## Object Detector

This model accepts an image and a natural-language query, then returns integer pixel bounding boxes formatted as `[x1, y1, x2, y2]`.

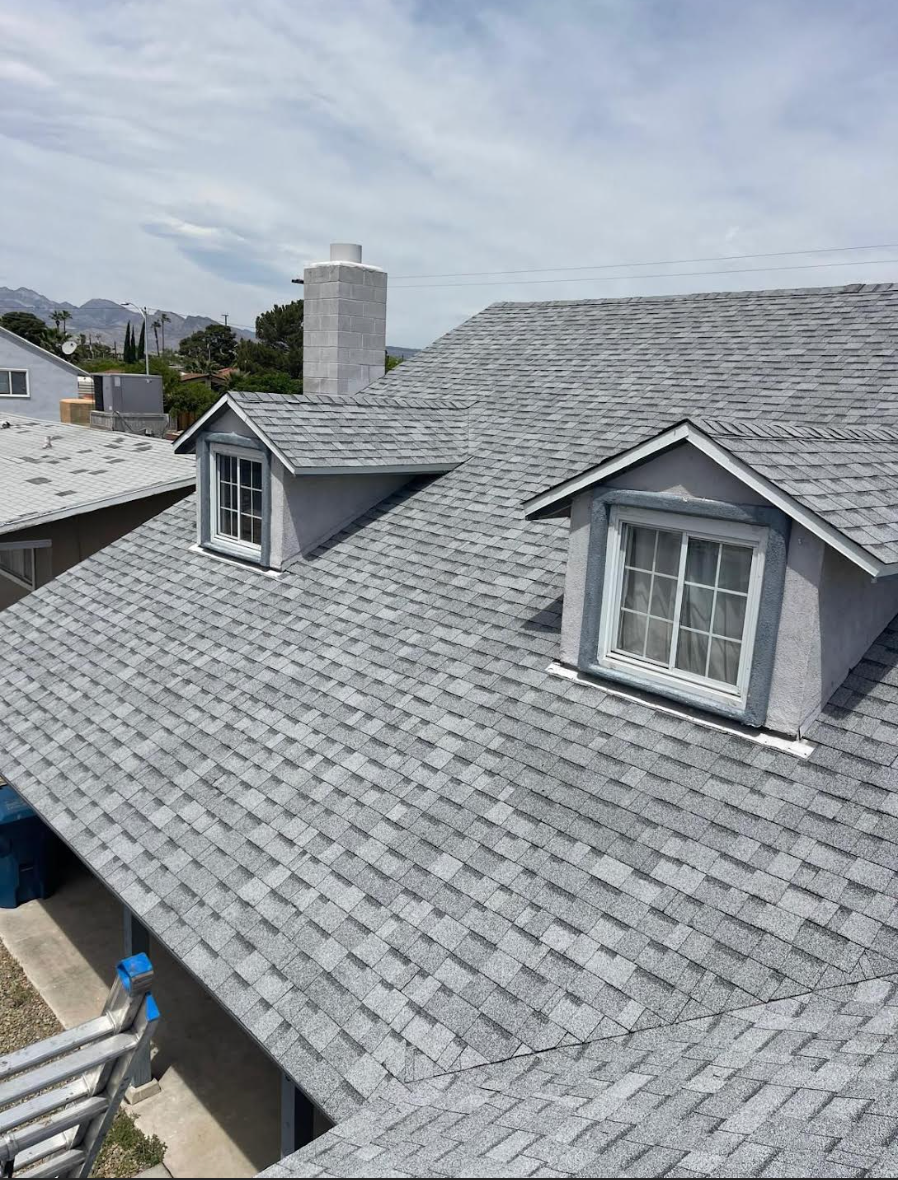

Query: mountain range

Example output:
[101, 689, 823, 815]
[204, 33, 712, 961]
[0, 287, 254, 352]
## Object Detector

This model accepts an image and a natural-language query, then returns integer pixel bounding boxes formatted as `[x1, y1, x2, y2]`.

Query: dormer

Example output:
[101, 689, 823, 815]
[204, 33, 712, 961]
[174, 389, 472, 568]
[525, 418, 898, 737]
[175, 239, 472, 568]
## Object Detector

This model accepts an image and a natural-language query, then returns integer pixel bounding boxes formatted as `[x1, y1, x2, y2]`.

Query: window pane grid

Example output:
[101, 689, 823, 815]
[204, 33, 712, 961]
[616, 526, 680, 665]
[215, 452, 262, 550]
[612, 523, 754, 691]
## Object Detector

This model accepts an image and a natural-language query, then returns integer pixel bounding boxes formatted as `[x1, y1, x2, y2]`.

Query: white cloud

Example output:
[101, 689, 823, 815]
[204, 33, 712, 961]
[1, 0, 897, 344]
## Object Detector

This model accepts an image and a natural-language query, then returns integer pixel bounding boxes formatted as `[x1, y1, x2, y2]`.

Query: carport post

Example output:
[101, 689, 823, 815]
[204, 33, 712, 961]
[280, 1073, 315, 1158]
[122, 906, 159, 1101]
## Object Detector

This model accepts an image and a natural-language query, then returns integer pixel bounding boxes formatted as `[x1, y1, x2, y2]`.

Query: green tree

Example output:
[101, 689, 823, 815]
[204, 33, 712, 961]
[152, 320, 161, 354]
[232, 299, 303, 393]
[179, 323, 237, 370]
[0, 311, 54, 348]
[122, 322, 133, 363]
[159, 312, 170, 355]
[229, 369, 302, 396]
[385, 352, 404, 373]
[136, 320, 146, 361]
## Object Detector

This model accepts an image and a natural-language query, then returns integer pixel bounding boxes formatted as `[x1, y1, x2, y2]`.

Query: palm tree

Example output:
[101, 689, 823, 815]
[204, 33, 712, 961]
[152, 320, 161, 355]
[159, 312, 171, 355]
[51, 309, 72, 340]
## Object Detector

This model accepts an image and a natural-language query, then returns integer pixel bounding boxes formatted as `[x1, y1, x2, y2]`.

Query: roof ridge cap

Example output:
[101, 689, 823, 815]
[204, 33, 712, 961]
[696, 417, 898, 443]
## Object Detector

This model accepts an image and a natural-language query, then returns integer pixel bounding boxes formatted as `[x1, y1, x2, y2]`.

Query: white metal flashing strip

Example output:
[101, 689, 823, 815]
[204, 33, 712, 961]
[188, 543, 283, 577]
[548, 661, 816, 758]
[292, 462, 459, 476]
[524, 420, 886, 578]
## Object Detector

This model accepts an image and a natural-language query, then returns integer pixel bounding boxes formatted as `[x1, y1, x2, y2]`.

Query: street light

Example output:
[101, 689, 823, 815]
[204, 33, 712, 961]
[122, 302, 150, 378]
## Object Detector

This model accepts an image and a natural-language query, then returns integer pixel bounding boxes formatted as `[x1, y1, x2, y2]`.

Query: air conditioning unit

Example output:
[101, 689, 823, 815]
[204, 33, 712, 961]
[90, 373, 169, 437]
[91, 373, 163, 414]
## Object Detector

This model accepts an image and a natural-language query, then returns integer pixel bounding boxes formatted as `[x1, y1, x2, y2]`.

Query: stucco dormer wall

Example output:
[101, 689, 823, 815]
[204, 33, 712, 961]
[270, 462, 408, 567]
[559, 440, 898, 736]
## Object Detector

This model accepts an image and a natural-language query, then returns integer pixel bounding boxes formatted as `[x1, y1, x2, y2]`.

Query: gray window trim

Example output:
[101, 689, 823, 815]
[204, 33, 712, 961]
[198, 431, 271, 567]
[578, 489, 790, 727]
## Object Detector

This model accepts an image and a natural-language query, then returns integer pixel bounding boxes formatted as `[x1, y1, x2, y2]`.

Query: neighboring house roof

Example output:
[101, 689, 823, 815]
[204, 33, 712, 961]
[177, 389, 474, 474]
[0, 324, 87, 376]
[524, 417, 898, 575]
[0, 416, 195, 536]
[0, 285, 898, 1165]
[261, 972, 898, 1178]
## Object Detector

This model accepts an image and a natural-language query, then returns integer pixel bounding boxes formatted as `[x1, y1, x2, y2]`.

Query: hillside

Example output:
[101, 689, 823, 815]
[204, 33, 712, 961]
[0, 287, 254, 352]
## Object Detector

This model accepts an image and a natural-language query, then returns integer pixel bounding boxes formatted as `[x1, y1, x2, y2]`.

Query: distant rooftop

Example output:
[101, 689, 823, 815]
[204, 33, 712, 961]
[0, 416, 195, 535]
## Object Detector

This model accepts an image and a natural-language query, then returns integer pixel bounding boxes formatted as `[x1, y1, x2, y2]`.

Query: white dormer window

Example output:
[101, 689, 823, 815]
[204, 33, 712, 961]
[596, 506, 767, 711]
[211, 445, 263, 558]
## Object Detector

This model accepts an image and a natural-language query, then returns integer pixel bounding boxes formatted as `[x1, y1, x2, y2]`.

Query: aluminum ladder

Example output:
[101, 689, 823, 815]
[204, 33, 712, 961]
[0, 953, 160, 1178]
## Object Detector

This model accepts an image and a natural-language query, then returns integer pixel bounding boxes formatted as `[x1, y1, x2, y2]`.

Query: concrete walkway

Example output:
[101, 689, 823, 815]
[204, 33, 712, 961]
[0, 859, 280, 1178]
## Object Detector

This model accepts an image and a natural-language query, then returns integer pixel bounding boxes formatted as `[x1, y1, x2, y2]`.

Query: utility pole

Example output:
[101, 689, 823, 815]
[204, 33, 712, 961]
[221, 313, 229, 327]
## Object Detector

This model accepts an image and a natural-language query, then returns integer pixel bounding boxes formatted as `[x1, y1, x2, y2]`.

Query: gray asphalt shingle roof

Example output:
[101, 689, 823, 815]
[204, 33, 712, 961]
[0, 284, 898, 1175]
[260, 973, 898, 1178]
[229, 390, 473, 471]
[698, 417, 898, 564]
[0, 415, 195, 536]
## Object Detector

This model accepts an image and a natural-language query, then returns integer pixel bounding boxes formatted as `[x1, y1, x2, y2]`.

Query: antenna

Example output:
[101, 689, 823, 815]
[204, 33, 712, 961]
[61, 339, 78, 356]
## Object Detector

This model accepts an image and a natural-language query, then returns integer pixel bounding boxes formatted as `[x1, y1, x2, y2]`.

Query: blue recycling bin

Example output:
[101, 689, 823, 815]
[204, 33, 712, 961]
[0, 785, 57, 907]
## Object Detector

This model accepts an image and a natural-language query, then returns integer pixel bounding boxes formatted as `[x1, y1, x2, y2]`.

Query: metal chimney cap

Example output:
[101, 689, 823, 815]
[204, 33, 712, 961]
[329, 243, 363, 263]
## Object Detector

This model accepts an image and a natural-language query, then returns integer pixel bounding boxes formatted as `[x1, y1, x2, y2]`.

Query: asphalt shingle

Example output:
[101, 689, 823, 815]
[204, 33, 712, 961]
[261, 975, 898, 1178]
[0, 414, 195, 534]
[229, 391, 473, 471]
[0, 285, 897, 1168]
[698, 417, 898, 564]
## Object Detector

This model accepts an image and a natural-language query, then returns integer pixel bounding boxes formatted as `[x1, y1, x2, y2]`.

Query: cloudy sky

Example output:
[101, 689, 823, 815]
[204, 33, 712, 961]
[1, 0, 897, 346]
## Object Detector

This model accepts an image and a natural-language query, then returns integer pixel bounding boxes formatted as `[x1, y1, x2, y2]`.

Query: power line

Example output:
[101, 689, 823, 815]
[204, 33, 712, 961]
[392, 241, 898, 281]
[391, 256, 898, 291]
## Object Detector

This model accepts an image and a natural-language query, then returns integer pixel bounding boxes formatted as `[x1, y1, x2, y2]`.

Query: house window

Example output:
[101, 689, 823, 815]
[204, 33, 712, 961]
[0, 546, 36, 589]
[598, 507, 765, 705]
[0, 370, 28, 397]
[212, 448, 263, 555]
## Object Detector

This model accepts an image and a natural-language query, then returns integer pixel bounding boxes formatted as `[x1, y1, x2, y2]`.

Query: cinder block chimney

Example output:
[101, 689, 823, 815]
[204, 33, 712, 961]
[302, 243, 386, 396]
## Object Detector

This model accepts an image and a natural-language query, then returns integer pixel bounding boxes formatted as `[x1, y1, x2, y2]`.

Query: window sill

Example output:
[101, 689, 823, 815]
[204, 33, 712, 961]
[190, 543, 281, 577]
[597, 650, 747, 714]
[549, 662, 814, 758]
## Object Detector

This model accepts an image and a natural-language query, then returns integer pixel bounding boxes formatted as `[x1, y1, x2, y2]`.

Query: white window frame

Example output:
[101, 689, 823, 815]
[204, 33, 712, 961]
[0, 369, 30, 398]
[210, 443, 264, 559]
[597, 505, 767, 710]
[0, 546, 36, 590]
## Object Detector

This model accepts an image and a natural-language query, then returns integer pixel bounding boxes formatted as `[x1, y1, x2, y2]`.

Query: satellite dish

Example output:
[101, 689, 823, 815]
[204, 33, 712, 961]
[61, 339, 78, 356]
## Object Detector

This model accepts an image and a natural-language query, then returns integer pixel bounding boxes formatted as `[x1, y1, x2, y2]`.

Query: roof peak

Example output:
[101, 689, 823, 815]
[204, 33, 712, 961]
[487, 280, 898, 312]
